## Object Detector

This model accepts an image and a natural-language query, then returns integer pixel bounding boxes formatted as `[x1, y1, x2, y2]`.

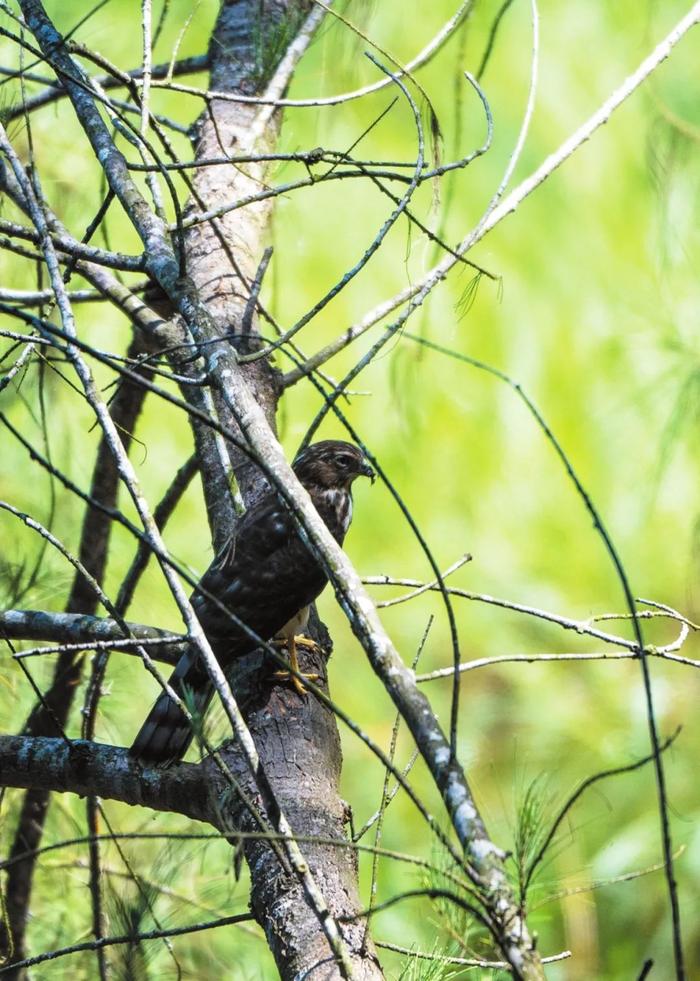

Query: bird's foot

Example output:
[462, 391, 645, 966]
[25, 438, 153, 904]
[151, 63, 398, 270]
[272, 669, 320, 696]
[272, 634, 322, 695]
[291, 634, 321, 653]
[272, 633, 321, 654]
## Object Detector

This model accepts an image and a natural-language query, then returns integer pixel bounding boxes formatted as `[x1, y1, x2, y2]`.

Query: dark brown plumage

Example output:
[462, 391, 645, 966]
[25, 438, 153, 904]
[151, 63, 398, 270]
[130, 440, 374, 765]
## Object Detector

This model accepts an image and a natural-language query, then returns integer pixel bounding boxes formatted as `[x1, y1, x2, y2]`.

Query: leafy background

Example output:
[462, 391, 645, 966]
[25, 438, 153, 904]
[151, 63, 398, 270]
[1, 1, 699, 977]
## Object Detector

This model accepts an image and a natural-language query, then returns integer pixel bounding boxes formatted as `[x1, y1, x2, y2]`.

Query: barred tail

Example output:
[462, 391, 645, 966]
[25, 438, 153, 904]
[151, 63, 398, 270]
[129, 651, 213, 765]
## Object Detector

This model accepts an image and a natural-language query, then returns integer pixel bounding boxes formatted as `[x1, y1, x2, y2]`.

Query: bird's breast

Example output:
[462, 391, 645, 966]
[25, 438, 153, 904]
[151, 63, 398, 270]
[317, 488, 353, 539]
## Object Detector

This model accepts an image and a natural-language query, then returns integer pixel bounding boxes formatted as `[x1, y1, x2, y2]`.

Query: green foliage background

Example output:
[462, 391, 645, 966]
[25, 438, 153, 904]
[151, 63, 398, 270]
[1, 1, 699, 977]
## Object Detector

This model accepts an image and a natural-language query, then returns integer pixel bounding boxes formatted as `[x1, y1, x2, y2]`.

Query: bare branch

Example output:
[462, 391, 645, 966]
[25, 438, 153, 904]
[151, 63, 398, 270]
[0, 736, 211, 822]
[0, 609, 185, 661]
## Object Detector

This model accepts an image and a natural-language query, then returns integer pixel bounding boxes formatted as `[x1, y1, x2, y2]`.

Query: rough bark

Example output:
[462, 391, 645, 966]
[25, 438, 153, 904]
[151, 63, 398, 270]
[0, 737, 210, 824]
[0, 610, 185, 664]
[181, 0, 298, 522]
[216, 611, 382, 979]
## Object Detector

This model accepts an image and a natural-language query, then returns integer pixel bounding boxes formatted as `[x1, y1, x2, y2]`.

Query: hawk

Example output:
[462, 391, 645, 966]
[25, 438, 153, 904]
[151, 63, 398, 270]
[130, 440, 374, 764]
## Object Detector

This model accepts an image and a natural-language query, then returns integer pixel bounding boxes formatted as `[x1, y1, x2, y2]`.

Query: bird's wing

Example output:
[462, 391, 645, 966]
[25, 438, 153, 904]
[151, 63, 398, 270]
[206, 495, 294, 575]
[189, 494, 324, 647]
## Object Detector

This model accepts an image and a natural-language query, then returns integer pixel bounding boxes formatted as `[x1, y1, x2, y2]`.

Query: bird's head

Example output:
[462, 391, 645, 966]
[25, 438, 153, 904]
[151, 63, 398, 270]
[293, 440, 375, 490]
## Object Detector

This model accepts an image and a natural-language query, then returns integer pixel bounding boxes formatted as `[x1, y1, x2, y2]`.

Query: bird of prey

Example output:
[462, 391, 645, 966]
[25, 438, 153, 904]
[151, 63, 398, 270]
[130, 440, 374, 765]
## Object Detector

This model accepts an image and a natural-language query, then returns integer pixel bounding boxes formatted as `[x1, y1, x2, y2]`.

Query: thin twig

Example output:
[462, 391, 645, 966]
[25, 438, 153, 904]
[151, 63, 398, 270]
[375, 939, 571, 969]
[0, 913, 254, 975]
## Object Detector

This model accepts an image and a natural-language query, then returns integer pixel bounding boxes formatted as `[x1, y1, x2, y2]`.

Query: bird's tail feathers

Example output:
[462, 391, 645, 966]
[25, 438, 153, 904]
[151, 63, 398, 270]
[130, 652, 213, 765]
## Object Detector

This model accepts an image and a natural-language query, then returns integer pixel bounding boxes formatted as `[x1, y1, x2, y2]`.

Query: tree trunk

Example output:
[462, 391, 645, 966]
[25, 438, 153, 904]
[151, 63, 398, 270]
[179, 2, 382, 974]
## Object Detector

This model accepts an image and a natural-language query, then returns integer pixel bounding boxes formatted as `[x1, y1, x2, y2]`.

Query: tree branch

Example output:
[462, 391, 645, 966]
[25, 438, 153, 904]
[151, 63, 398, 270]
[0, 609, 184, 663]
[0, 737, 210, 823]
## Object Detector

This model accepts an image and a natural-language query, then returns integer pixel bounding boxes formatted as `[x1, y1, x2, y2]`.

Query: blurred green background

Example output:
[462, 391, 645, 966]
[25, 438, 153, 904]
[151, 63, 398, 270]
[1, 1, 699, 977]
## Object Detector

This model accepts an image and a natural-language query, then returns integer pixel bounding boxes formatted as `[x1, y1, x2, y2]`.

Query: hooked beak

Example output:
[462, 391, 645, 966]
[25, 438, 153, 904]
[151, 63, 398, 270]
[360, 460, 376, 484]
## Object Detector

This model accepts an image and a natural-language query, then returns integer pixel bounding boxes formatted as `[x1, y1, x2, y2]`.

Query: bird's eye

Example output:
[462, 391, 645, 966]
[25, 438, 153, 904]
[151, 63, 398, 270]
[337, 453, 355, 469]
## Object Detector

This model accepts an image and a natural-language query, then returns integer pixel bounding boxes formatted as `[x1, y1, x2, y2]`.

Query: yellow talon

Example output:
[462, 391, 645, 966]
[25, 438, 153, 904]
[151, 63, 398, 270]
[272, 633, 320, 694]
[291, 634, 321, 653]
